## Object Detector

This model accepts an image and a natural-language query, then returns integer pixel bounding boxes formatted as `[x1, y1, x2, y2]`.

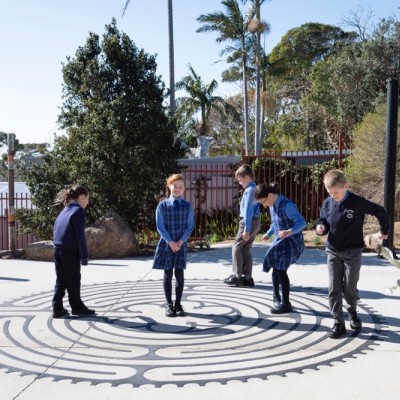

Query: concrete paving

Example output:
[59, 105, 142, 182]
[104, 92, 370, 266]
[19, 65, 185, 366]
[0, 242, 399, 400]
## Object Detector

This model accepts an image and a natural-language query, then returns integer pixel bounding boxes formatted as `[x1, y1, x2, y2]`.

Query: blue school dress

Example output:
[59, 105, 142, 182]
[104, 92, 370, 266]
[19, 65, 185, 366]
[153, 197, 193, 270]
[263, 195, 306, 272]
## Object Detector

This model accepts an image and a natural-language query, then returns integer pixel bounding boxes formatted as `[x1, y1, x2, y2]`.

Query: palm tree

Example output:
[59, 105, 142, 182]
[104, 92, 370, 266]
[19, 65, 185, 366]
[197, 0, 254, 154]
[122, 0, 176, 115]
[247, 0, 270, 155]
[176, 65, 236, 136]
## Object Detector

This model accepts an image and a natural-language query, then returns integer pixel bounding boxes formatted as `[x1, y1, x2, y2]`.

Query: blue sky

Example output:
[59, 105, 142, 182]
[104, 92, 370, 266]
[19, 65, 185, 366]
[0, 0, 399, 145]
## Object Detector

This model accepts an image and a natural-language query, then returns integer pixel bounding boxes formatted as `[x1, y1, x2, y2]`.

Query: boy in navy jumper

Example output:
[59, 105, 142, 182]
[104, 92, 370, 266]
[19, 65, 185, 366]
[52, 185, 95, 318]
[316, 170, 389, 338]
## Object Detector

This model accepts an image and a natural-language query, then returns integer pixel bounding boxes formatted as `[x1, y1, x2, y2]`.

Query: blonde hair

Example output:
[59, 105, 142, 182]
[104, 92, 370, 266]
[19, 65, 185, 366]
[165, 174, 185, 197]
[166, 174, 185, 186]
[54, 185, 89, 206]
[323, 170, 347, 189]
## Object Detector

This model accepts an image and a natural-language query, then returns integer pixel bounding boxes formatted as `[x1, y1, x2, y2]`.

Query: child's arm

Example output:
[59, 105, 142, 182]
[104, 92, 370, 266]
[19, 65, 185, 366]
[156, 204, 172, 243]
[242, 186, 256, 236]
[262, 225, 275, 241]
[279, 202, 307, 239]
[177, 204, 195, 247]
[72, 208, 89, 264]
[363, 198, 390, 237]
[316, 201, 329, 236]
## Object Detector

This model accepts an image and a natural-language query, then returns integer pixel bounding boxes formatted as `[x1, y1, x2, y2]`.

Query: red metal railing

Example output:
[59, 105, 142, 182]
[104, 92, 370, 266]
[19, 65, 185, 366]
[0, 150, 349, 250]
[0, 193, 39, 251]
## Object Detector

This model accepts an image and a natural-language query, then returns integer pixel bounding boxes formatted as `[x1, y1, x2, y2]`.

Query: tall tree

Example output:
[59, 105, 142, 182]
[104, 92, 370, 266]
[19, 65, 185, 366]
[175, 64, 236, 136]
[123, 0, 176, 114]
[308, 17, 400, 145]
[265, 23, 357, 149]
[197, 0, 254, 154]
[21, 20, 183, 239]
[246, 0, 270, 155]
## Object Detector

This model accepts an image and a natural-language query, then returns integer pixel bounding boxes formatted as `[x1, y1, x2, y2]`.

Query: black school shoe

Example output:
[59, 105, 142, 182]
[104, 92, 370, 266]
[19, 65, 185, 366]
[328, 321, 347, 339]
[224, 274, 242, 286]
[240, 277, 255, 287]
[53, 308, 68, 318]
[270, 302, 293, 314]
[165, 303, 176, 317]
[349, 311, 362, 330]
[71, 307, 96, 316]
[175, 303, 185, 317]
[273, 295, 281, 309]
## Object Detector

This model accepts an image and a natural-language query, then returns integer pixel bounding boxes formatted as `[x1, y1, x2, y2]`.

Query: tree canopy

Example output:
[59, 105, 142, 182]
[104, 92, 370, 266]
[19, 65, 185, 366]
[21, 19, 183, 238]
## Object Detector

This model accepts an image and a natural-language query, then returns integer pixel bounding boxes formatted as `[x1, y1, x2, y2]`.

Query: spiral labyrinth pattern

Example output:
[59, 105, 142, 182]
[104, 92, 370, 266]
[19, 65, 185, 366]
[0, 280, 386, 387]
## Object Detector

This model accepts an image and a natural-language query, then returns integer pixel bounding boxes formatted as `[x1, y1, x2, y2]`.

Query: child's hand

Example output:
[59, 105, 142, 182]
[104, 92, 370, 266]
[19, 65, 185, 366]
[278, 229, 292, 239]
[177, 240, 183, 248]
[242, 232, 250, 241]
[378, 232, 389, 240]
[169, 241, 181, 252]
[316, 224, 325, 235]
[261, 234, 270, 241]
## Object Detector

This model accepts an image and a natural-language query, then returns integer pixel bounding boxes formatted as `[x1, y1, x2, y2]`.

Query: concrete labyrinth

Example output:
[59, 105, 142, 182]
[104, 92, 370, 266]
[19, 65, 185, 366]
[0, 280, 386, 387]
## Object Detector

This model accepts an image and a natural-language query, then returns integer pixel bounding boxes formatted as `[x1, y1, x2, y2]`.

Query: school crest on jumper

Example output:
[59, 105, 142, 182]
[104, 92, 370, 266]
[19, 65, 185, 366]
[345, 209, 355, 219]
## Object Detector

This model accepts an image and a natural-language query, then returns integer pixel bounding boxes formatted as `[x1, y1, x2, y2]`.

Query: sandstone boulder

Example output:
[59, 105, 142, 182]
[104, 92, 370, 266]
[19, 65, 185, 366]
[364, 233, 382, 253]
[85, 209, 141, 258]
[25, 241, 54, 262]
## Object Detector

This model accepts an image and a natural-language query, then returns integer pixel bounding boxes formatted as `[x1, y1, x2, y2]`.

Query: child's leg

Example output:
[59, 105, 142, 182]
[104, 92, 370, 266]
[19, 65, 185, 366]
[163, 269, 174, 305]
[232, 221, 245, 275]
[52, 249, 66, 310]
[174, 269, 184, 305]
[342, 249, 362, 313]
[270, 268, 292, 314]
[242, 219, 261, 279]
[271, 268, 281, 301]
[59, 250, 85, 312]
[327, 249, 345, 323]
[275, 269, 290, 305]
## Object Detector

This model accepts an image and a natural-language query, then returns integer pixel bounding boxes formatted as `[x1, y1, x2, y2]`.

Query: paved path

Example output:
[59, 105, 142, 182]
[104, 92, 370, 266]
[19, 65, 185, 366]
[0, 243, 399, 400]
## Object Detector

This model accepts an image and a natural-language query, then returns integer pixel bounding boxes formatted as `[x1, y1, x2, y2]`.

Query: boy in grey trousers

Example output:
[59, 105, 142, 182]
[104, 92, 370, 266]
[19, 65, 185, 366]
[316, 170, 389, 338]
[224, 164, 260, 287]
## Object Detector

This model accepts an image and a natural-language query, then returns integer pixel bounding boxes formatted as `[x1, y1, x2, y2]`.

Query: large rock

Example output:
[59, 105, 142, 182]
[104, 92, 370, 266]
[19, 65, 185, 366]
[25, 241, 54, 261]
[85, 209, 141, 258]
[364, 233, 382, 253]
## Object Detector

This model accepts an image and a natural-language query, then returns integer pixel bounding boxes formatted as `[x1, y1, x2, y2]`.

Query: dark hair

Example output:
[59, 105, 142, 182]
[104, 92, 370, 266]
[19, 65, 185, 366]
[254, 182, 280, 200]
[54, 185, 89, 206]
[235, 164, 254, 180]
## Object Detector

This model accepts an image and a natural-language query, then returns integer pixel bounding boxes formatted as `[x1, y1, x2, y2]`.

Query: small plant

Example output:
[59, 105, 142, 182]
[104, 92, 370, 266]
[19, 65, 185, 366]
[136, 229, 159, 246]
[206, 233, 224, 244]
[312, 235, 323, 246]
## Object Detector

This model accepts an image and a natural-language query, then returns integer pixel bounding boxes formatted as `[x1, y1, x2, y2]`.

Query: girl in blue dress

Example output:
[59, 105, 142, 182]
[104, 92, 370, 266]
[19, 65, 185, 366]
[153, 174, 194, 317]
[254, 182, 306, 314]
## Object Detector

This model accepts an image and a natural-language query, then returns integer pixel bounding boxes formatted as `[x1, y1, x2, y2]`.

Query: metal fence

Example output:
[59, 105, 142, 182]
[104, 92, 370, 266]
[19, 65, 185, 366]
[0, 193, 39, 251]
[0, 151, 347, 251]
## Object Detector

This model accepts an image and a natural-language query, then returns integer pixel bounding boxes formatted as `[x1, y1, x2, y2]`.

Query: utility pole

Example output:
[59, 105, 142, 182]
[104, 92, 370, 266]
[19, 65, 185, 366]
[7, 133, 16, 255]
[383, 78, 398, 255]
[168, 0, 176, 115]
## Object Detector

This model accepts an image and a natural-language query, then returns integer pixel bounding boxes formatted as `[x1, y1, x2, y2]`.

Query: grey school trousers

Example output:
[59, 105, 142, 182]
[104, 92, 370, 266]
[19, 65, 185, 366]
[326, 247, 362, 324]
[232, 218, 260, 277]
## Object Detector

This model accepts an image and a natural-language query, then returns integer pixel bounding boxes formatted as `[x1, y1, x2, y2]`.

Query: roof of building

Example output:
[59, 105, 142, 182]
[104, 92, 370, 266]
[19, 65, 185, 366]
[0, 182, 30, 194]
